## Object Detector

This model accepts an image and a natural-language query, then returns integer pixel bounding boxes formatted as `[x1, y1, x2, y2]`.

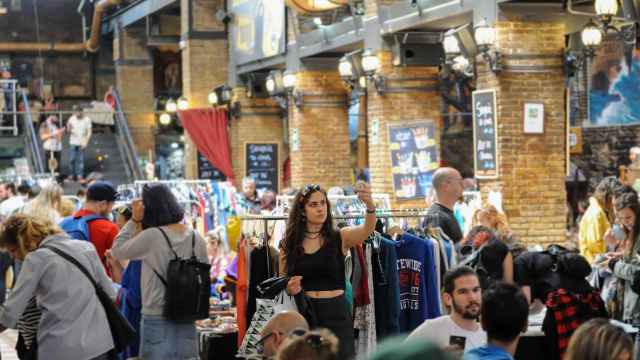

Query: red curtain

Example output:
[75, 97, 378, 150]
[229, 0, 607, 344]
[178, 108, 235, 181]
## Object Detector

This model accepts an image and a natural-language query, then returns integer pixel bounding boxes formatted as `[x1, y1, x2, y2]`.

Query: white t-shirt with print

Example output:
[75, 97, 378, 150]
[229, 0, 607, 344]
[406, 315, 487, 352]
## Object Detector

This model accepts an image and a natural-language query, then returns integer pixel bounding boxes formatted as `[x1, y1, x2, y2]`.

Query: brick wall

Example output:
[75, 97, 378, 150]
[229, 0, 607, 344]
[476, 21, 567, 246]
[572, 125, 640, 190]
[289, 70, 352, 189]
[230, 88, 286, 191]
[114, 28, 155, 155]
[180, 0, 228, 178]
[367, 51, 443, 209]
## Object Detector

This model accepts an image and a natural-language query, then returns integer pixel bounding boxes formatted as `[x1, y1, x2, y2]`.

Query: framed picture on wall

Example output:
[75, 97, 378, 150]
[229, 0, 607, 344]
[524, 102, 544, 134]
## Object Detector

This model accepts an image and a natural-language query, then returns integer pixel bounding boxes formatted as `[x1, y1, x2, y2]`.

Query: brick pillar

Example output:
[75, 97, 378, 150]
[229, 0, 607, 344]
[367, 51, 443, 209]
[289, 70, 351, 189]
[180, 0, 228, 179]
[229, 88, 285, 191]
[113, 26, 155, 155]
[476, 21, 567, 245]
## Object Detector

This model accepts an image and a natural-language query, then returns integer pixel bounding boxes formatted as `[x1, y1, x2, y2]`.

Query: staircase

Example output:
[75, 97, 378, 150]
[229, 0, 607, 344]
[58, 126, 132, 188]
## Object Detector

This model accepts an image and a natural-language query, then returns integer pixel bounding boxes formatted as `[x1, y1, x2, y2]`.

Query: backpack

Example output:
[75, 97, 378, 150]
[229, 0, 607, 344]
[59, 214, 105, 241]
[153, 227, 211, 322]
[458, 243, 494, 289]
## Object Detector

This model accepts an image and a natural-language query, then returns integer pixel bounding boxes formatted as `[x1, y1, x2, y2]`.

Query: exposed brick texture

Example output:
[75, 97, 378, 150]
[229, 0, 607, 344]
[572, 125, 640, 190]
[367, 51, 443, 209]
[114, 28, 155, 156]
[230, 88, 286, 191]
[476, 21, 567, 246]
[181, 0, 228, 179]
[289, 70, 352, 189]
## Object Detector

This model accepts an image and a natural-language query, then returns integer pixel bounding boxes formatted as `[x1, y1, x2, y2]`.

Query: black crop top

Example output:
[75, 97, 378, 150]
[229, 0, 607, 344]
[293, 235, 346, 291]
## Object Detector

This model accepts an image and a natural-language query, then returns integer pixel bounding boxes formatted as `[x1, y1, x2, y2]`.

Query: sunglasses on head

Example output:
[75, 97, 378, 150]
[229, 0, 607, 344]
[301, 184, 321, 197]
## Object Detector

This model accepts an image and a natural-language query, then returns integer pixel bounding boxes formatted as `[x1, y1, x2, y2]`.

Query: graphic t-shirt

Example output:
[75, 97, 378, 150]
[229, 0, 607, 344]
[395, 233, 440, 332]
[406, 315, 487, 351]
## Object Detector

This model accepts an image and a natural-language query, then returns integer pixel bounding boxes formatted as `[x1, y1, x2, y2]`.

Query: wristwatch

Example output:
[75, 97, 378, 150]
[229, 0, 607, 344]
[366, 208, 376, 214]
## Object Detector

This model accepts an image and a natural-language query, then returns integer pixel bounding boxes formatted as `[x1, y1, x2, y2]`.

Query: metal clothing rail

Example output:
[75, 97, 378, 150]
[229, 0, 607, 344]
[239, 212, 429, 221]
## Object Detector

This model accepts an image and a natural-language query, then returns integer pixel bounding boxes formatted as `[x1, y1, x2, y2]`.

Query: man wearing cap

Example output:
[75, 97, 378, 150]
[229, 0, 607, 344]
[71, 181, 119, 274]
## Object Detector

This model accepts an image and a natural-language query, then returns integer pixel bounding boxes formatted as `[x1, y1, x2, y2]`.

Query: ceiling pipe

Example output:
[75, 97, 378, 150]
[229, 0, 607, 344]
[85, 0, 122, 52]
[0, 42, 85, 52]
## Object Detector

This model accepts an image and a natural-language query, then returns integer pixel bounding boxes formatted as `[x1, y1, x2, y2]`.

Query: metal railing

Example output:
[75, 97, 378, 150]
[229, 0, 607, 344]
[21, 91, 45, 174]
[112, 89, 144, 180]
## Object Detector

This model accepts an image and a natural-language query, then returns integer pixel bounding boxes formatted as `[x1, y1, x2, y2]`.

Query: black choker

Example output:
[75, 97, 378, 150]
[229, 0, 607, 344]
[306, 230, 321, 234]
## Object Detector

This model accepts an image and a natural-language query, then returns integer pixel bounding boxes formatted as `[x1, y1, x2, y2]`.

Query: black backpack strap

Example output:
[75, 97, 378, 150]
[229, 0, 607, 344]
[41, 245, 98, 288]
[157, 227, 179, 260]
[191, 231, 196, 258]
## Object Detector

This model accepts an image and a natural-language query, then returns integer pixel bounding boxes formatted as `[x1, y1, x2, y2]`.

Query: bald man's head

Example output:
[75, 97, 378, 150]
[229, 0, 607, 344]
[260, 311, 309, 357]
[431, 167, 463, 207]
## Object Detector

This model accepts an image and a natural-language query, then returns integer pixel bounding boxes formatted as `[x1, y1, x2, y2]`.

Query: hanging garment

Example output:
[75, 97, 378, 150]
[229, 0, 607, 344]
[246, 245, 279, 326]
[373, 235, 400, 340]
[395, 232, 441, 332]
[542, 288, 608, 360]
[236, 238, 251, 346]
[354, 245, 370, 306]
[354, 244, 377, 356]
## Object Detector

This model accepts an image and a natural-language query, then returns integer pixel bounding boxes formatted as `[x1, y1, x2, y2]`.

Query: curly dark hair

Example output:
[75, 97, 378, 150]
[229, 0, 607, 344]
[281, 186, 340, 275]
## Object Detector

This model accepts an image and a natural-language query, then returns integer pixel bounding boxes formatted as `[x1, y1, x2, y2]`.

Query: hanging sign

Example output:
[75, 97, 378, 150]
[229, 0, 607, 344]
[197, 152, 226, 181]
[473, 89, 499, 179]
[231, 0, 286, 65]
[246, 143, 278, 192]
[388, 121, 439, 200]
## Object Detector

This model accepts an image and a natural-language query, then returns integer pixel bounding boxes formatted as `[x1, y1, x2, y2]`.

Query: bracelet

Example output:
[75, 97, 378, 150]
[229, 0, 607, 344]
[366, 208, 376, 214]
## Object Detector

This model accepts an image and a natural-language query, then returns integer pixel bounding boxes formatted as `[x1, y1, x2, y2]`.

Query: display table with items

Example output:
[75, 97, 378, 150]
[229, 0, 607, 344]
[197, 300, 238, 360]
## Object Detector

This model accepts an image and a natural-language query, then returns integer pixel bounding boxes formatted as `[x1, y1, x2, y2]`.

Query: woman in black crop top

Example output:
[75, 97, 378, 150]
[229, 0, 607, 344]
[279, 182, 377, 360]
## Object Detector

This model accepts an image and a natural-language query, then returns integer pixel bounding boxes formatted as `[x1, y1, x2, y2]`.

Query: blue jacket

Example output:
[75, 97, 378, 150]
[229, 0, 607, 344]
[373, 236, 400, 339]
[464, 345, 514, 360]
[395, 233, 441, 332]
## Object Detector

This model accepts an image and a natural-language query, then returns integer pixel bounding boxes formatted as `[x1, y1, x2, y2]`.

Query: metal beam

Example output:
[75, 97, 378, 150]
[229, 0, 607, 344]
[378, 0, 474, 34]
[296, 17, 365, 58]
[103, 0, 178, 34]
[236, 54, 288, 75]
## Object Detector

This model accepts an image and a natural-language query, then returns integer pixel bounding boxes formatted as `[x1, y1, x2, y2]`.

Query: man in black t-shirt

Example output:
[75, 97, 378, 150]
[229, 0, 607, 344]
[423, 167, 464, 243]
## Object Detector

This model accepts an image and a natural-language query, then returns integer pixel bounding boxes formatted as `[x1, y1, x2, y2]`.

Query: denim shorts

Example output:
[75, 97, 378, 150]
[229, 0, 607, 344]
[140, 315, 198, 360]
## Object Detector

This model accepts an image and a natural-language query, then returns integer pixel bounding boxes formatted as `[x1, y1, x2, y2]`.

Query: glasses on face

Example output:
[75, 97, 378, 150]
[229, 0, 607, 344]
[301, 184, 321, 197]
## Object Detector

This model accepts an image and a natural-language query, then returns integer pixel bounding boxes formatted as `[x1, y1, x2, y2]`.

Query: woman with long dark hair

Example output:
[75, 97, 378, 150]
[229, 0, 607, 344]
[280, 182, 376, 359]
[110, 184, 208, 360]
[601, 189, 640, 324]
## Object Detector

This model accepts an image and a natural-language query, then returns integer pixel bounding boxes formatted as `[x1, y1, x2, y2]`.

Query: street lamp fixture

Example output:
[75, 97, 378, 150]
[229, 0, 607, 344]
[360, 49, 386, 94]
[443, 32, 461, 56]
[474, 19, 501, 73]
[165, 98, 177, 113]
[595, 0, 618, 27]
[581, 20, 603, 56]
[177, 97, 189, 111]
[159, 113, 172, 126]
[208, 89, 218, 105]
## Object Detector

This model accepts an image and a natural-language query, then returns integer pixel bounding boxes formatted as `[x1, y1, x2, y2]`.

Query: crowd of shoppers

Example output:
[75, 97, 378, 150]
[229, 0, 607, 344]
[0, 168, 639, 360]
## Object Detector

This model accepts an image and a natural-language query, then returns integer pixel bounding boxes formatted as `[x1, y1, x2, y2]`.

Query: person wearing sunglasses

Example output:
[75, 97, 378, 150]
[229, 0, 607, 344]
[280, 181, 376, 360]
[257, 311, 309, 358]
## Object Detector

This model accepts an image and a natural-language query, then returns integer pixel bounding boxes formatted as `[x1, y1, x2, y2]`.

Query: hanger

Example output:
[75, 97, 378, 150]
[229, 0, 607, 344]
[388, 225, 404, 241]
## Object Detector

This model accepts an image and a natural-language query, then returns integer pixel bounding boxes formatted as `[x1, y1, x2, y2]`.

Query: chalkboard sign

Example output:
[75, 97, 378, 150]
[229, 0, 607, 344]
[388, 121, 439, 200]
[473, 89, 499, 179]
[197, 152, 226, 181]
[246, 143, 278, 192]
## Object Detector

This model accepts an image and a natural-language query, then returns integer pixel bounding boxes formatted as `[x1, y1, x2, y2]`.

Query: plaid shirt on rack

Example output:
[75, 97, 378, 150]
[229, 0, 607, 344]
[543, 288, 608, 359]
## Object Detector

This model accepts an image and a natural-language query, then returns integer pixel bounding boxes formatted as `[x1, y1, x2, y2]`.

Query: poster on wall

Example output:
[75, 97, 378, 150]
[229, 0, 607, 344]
[472, 89, 499, 179]
[197, 152, 226, 181]
[246, 143, 278, 192]
[231, 0, 286, 65]
[589, 34, 640, 126]
[388, 121, 439, 200]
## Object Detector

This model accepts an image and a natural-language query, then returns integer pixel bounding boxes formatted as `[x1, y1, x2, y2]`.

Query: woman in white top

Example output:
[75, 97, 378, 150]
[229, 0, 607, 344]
[0, 214, 115, 360]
